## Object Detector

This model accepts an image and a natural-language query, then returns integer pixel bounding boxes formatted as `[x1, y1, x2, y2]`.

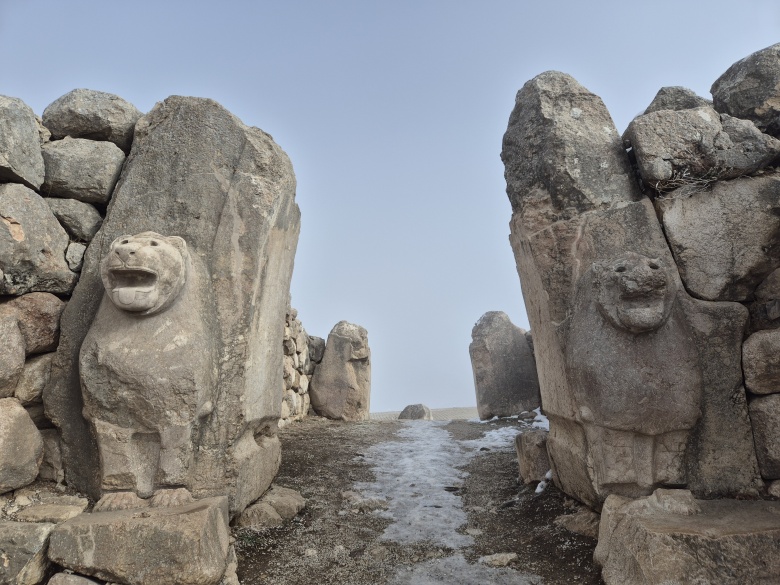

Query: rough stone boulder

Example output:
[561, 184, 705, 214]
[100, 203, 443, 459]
[310, 321, 371, 421]
[0, 292, 65, 355]
[0, 398, 43, 494]
[748, 394, 780, 479]
[642, 86, 711, 114]
[308, 335, 326, 363]
[14, 353, 53, 406]
[743, 329, 780, 394]
[234, 485, 306, 529]
[0, 183, 77, 295]
[45, 198, 103, 242]
[657, 175, 780, 301]
[0, 315, 25, 397]
[515, 429, 549, 484]
[398, 404, 433, 420]
[44, 96, 300, 515]
[0, 520, 54, 585]
[624, 106, 780, 190]
[48, 497, 230, 585]
[712, 42, 780, 136]
[469, 311, 539, 420]
[42, 89, 143, 152]
[0, 95, 45, 189]
[595, 489, 780, 584]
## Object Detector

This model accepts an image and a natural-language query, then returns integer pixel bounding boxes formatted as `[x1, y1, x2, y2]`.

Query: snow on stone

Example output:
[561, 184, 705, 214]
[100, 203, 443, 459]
[531, 407, 549, 430]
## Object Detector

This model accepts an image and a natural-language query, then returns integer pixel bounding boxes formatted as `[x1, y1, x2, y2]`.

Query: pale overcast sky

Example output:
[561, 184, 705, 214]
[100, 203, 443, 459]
[2, 1, 778, 411]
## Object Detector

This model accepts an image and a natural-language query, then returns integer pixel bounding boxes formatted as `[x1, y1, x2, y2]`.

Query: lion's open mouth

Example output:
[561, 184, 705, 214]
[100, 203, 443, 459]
[109, 267, 158, 305]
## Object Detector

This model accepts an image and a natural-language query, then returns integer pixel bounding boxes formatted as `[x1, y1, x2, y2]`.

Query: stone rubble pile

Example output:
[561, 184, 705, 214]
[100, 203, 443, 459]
[0, 88, 307, 585]
[501, 42, 780, 584]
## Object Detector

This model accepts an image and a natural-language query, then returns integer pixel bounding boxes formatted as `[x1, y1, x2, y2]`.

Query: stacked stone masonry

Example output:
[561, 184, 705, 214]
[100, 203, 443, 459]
[279, 304, 324, 428]
[502, 43, 780, 584]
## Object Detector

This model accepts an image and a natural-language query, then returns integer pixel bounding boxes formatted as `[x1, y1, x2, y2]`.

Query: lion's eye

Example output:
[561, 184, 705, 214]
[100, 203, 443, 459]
[648, 262, 659, 270]
[615, 266, 626, 273]
[121, 240, 129, 245]
[150, 241, 159, 246]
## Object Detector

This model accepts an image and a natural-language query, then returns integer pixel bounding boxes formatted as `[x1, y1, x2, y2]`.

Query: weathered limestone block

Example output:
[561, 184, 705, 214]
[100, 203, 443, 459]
[658, 175, 780, 301]
[234, 485, 305, 529]
[0, 184, 77, 295]
[0, 96, 45, 189]
[0, 398, 43, 494]
[42, 89, 142, 152]
[0, 293, 65, 355]
[595, 490, 780, 585]
[45, 198, 103, 241]
[712, 42, 780, 136]
[515, 429, 549, 484]
[48, 497, 230, 585]
[38, 428, 63, 483]
[469, 311, 539, 420]
[553, 507, 599, 539]
[48, 574, 100, 585]
[0, 315, 25, 397]
[0, 520, 54, 585]
[15, 499, 87, 523]
[308, 335, 325, 363]
[65, 242, 85, 272]
[642, 86, 711, 114]
[45, 97, 299, 515]
[743, 329, 780, 395]
[41, 137, 125, 204]
[14, 353, 53, 405]
[233, 501, 282, 529]
[624, 106, 780, 190]
[310, 321, 371, 421]
[748, 394, 780, 479]
[398, 404, 432, 420]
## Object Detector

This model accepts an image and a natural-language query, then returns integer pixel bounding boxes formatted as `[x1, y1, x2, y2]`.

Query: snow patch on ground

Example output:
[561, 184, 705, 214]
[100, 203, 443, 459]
[461, 425, 520, 452]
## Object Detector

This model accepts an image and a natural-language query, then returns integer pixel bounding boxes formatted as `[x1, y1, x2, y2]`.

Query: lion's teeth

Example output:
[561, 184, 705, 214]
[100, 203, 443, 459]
[117, 288, 136, 305]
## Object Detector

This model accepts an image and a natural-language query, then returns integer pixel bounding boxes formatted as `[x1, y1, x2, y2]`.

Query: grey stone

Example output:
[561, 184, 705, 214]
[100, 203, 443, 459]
[41, 137, 125, 205]
[0, 520, 54, 585]
[38, 429, 63, 483]
[233, 501, 282, 529]
[45, 97, 299, 515]
[308, 335, 325, 363]
[0, 293, 65, 355]
[310, 321, 371, 421]
[42, 89, 142, 152]
[744, 329, 780, 395]
[0, 96, 45, 189]
[642, 86, 711, 114]
[0, 398, 43, 494]
[658, 175, 780, 301]
[0, 316, 25, 397]
[747, 267, 780, 332]
[260, 485, 305, 520]
[0, 184, 77, 295]
[14, 354, 53, 406]
[15, 500, 87, 523]
[553, 506, 599, 539]
[624, 107, 780, 191]
[65, 242, 85, 272]
[515, 430, 549, 484]
[45, 198, 103, 242]
[48, 496, 230, 585]
[749, 394, 780, 479]
[48, 574, 100, 585]
[24, 404, 48, 429]
[712, 42, 780, 136]
[595, 491, 780, 584]
[470, 311, 539, 420]
[398, 404, 432, 420]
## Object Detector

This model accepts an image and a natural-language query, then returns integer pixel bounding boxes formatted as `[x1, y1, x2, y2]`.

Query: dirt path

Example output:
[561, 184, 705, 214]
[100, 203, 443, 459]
[235, 416, 603, 584]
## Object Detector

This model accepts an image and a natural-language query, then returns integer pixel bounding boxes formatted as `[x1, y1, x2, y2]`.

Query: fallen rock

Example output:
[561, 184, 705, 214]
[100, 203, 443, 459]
[41, 137, 125, 204]
[657, 175, 780, 301]
[554, 506, 599, 539]
[42, 89, 142, 152]
[261, 485, 306, 520]
[0, 315, 25, 397]
[0, 292, 65, 355]
[308, 335, 325, 363]
[712, 42, 780, 136]
[515, 429, 549, 484]
[14, 353, 53, 405]
[233, 501, 282, 529]
[0, 520, 54, 585]
[748, 394, 780, 479]
[310, 321, 371, 421]
[642, 86, 711, 114]
[0, 95, 45, 189]
[470, 311, 540, 420]
[0, 183, 77, 295]
[45, 198, 103, 241]
[595, 490, 780, 584]
[0, 398, 43, 494]
[478, 552, 517, 567]
[398, 404, 432, 420]
[15, 499, 87, 523]
[49, 496, 230, 585]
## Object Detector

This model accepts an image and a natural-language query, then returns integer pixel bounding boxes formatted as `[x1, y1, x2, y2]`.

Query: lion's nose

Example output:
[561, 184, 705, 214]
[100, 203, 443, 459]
[114, 242, 141, 262]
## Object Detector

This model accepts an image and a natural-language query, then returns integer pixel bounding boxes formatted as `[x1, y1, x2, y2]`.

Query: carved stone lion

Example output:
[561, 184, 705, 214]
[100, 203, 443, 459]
[80, 232, 215, 510]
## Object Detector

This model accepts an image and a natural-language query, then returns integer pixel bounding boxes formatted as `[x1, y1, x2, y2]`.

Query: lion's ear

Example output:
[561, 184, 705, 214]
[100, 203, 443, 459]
[165, 236, 188, 254]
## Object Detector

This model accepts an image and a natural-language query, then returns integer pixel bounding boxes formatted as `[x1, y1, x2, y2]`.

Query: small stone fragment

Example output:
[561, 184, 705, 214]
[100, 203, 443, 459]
[65, 242, 86, 272]
[233, 501, 283, 529]
[554, 507, 600, 539]
[48, 574, 101, 585]
[45, 198, 103, 241]
[478, 552, 517, 567]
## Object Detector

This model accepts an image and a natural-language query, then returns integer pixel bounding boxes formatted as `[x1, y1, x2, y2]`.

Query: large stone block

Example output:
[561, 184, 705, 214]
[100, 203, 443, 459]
[0, 398, 43, 494]
[0, 184, 77, 295]
[657, 175, 780, 301]
[469, 311, 539, 420]
[310, 321, 371, 421]
[748, 394, 780, 479]
[0, 315, 25, 397]
[41, 137, 125, 204]
[45, 198, 103, 242]
[48, 497, 230, 585]
[0, 293, 65, 355]
[595, 490, 780, 584]
[0, 520, 54, 585]
[42, 89, 142, 152]
[743, 329, 780, 395]
[14, 353, 53, 406]
[0, 95, 45, 189]
[45, 97, 299, 515]
[712, 42, 780, 136]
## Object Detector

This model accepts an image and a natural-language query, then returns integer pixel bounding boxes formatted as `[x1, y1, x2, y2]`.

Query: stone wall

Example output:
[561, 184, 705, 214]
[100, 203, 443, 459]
[279, 305, 324, 427]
